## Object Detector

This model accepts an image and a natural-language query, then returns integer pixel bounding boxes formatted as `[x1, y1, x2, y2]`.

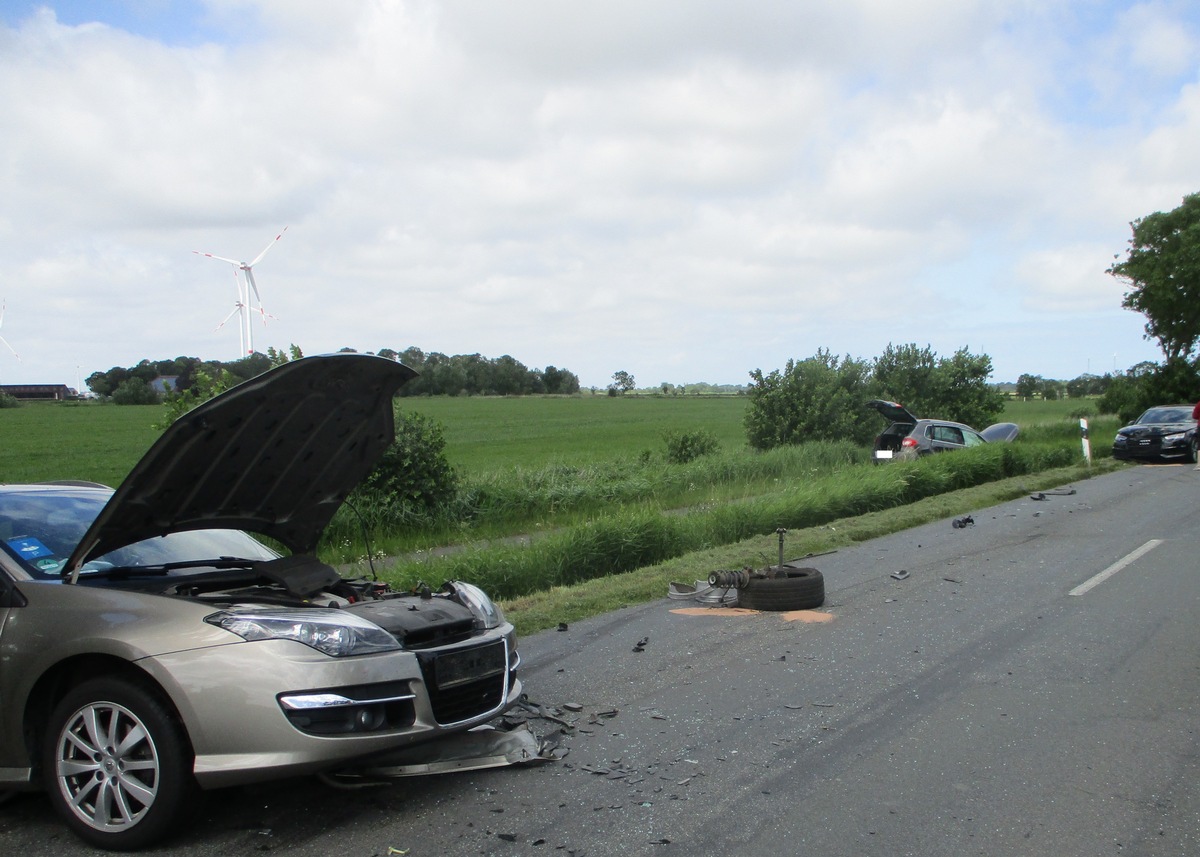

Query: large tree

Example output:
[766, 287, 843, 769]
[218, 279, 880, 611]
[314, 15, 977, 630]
[1108, 192, 1200, 363]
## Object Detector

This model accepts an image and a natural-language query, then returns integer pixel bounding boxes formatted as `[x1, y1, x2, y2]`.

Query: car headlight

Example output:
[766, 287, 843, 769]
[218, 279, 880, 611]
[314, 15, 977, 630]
[443, 580, 505, 629]
[206, 609, 401, 657]
[1162, 432, 1186, 443]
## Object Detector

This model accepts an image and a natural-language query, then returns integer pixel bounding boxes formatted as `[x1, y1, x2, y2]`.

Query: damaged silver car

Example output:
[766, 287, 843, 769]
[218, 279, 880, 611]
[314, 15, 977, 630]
[0, 354, 521, 850]
[867, 399, 1019, 461]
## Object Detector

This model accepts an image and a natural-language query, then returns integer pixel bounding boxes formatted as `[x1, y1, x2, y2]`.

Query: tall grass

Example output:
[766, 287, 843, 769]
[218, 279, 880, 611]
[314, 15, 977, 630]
[374, 442, 1082, 599]
[321, 440, 866, 558]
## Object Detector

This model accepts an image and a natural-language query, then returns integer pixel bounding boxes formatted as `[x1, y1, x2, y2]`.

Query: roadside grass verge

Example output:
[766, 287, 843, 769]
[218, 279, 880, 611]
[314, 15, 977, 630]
[323, 440, 868, 557]
[499, 458, 1123, 636]
[370, 442, 1095, 608]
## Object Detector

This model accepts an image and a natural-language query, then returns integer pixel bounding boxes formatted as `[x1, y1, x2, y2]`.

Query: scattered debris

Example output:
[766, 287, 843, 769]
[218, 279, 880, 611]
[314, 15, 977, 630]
[943, 577, 962, 584]
[951, 515, 975, 529]
[633, 636, 649, 653]
[557, 622, 569, 632]
[890, 569, 910, 580]
[563, 702, 584, 712]
[504, 698, 576, 730]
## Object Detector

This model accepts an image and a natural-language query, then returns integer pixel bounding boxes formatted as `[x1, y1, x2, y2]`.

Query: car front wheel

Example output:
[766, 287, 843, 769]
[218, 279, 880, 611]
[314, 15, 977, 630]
[1188, 437, 1198, 464]
[43, 677, 197, 850]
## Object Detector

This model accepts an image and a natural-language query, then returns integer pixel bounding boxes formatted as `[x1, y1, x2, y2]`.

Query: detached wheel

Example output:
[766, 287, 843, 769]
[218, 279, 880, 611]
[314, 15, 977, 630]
[43, 677, 197, 850]
[737, 567, 825, 611]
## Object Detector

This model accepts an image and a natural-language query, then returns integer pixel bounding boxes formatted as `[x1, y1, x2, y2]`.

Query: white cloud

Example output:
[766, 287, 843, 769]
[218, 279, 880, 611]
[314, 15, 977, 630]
[0, 0, 1194, 393]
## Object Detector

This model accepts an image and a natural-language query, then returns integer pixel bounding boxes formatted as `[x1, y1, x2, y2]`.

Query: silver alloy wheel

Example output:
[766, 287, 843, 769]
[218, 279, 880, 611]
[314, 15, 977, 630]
[53, 700, 160, 833]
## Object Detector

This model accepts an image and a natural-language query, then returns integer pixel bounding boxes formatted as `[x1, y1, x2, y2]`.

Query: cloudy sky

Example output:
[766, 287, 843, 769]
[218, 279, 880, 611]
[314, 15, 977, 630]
[1, 1, 1198, 392]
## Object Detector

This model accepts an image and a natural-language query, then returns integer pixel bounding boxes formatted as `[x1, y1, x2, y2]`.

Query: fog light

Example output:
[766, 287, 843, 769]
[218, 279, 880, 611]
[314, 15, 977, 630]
[355, 705, 385, 732]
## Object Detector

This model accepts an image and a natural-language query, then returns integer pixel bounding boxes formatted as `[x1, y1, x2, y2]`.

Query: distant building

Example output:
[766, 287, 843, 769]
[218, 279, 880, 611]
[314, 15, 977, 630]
[0, 384, 74, 401]
[150, 376, 179, 395]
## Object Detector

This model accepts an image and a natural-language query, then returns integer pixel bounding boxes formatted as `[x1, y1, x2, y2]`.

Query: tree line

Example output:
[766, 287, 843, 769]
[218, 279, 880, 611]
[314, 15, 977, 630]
[84, 346, 580, 403]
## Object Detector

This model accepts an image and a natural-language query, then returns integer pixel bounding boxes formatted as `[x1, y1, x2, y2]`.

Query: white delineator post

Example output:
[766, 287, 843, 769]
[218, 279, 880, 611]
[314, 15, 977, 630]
[1080, 418, 1092, 465]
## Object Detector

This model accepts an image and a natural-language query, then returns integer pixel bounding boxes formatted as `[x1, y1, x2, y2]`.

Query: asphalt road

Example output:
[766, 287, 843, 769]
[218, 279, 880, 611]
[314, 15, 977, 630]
[2, 464, 1198, 856]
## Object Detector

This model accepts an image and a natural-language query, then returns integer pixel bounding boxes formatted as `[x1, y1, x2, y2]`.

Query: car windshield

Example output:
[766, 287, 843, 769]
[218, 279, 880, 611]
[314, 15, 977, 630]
[1137, 407, 1191, 424]
[0, 487, 278, 581]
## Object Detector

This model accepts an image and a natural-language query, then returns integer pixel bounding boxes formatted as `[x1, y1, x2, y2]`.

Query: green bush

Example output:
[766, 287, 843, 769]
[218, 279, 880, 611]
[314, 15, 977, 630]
[0, 392, 20, 409]
[353, 409, 458, 514]
[663, 428, 720, 464]
[744, 349, 874, 450]
[1098, 359, 1200, 422]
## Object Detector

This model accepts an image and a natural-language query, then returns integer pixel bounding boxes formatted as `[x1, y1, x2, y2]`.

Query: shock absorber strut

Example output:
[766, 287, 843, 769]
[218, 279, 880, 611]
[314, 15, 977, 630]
[708, 568, 753, 589]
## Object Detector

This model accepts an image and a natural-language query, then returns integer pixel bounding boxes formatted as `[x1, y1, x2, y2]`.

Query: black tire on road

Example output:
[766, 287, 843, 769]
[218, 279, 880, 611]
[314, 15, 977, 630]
[43, 676, 198, 851]
[737, 567, 825, 611]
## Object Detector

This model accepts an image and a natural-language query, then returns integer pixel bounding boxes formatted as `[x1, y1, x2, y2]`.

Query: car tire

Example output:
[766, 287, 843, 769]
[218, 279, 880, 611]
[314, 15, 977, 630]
[1188, 437, 1198, 464]
[43, 677, 197, 850]
[737, 567, 825, 611]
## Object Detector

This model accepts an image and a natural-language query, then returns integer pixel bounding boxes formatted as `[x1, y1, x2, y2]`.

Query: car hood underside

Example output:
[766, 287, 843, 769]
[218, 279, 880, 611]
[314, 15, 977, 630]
[67, 354, 417, 571]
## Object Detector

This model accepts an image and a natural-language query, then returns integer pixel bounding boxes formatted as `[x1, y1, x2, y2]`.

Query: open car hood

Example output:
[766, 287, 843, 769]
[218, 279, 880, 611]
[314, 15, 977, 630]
[980, 422, 1020, 443]
[66, 354, 417, 571]
[866, 399, 918, 424]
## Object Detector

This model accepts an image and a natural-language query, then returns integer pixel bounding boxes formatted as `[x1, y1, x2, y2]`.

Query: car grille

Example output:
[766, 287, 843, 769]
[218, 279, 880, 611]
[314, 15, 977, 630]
[402, 619, 476, 649]
[1119, 431, 1163, 453]
[417, 640, 508, 726]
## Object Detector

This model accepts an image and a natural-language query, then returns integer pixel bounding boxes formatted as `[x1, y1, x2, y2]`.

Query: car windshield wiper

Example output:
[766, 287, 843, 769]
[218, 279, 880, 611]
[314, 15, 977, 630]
[70, 557, 263, 579]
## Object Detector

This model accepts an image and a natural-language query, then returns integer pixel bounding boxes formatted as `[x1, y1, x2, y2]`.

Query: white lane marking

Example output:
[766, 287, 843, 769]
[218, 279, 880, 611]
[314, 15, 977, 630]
[1069, 539, 1164, 597]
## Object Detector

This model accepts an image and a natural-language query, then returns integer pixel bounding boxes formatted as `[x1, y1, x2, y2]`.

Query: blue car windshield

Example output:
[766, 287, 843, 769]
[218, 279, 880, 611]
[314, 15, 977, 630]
[0, 487, 278, 580]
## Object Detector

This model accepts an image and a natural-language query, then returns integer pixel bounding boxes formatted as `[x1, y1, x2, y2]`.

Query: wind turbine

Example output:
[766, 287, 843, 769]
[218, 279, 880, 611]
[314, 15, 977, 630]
[193, 227, 287, 356]
[0, 300, 20, 363]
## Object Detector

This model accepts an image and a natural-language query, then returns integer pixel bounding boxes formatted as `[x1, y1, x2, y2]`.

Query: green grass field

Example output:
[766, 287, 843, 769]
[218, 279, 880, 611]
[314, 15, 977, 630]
[399, 394, 751, 472]
[0, 401, 161, 486]
[2, 394, 1108, 486]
